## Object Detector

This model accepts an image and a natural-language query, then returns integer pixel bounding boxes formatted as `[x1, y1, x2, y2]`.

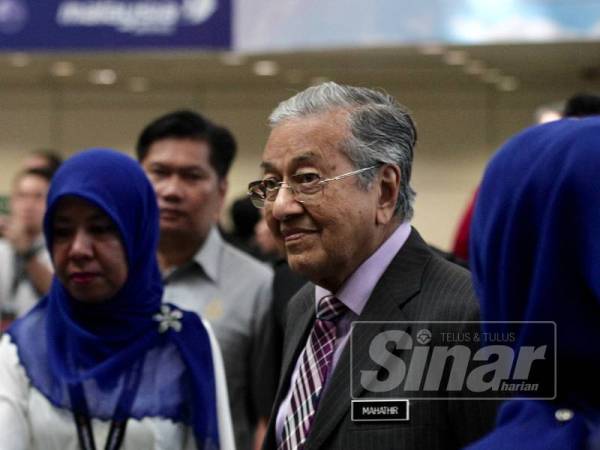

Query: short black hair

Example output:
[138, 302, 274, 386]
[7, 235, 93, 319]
[13, 167, 54, 187]
[29, 149, 63, 176]
[136, 110, 237, 178]
[563, 93, 600, 118]
[231, 196, 260, 239]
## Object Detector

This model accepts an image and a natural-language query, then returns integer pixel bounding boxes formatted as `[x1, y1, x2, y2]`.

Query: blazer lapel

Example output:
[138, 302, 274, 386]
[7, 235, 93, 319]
[278, 285, 315, 393]
[305, 229, 432, 450]
[264, 284, 315, 450]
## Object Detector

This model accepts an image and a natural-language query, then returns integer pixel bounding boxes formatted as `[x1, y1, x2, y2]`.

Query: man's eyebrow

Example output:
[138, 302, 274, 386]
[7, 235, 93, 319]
[291, 153, 321, 164]
[149, 162, 203, 172]
[260, 161, 276, 171]
[260, 152, 322, 171]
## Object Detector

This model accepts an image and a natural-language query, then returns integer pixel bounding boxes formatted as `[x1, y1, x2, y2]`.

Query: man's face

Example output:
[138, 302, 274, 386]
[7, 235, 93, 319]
[11, 174, 49, 234]
[261, 111, 382, 291]
[141, 138, 226, 243]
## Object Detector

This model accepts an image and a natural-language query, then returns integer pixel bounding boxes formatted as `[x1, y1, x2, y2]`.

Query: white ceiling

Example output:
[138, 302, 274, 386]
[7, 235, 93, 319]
[0, 41, 599, 93]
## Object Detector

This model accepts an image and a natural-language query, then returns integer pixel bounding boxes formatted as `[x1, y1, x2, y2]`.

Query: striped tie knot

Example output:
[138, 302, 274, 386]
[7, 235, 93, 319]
[316, 295, 346, 322]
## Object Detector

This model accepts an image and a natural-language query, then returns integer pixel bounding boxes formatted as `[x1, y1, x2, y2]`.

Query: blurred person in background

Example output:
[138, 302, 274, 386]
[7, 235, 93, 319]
[254, 212, 282, 262]
[22, 149, 63, 174]
[0, 168, 54, 330]
[466, 118, 600, 450]
[0, 149, 62, 239]
[137, 110, 273, 450]
[223, 196, 264, 260]
[0, 148, 234, 449]
[563, 92, 600, 118]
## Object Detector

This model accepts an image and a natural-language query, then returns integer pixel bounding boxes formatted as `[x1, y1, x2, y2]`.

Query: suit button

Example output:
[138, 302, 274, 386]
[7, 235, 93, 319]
[554, 408, 574, 422]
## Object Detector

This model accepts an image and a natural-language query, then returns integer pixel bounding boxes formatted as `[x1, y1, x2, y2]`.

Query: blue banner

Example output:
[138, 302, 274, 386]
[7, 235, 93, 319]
[0, 0, 231, 50]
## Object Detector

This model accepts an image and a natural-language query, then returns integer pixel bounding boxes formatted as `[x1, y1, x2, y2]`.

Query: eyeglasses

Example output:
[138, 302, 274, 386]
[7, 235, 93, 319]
[247, 165, 379, 208]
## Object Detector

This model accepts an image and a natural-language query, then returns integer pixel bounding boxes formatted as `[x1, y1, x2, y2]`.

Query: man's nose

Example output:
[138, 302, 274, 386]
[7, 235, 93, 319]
[156, 176, 183, 201]
[271, 184, 304, 221]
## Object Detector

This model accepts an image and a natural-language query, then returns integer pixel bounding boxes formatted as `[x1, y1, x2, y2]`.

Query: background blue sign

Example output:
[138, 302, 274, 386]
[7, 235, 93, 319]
[0, 0, 231, 50]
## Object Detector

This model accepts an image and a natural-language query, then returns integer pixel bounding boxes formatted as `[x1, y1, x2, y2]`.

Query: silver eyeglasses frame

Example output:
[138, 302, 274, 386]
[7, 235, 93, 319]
[247, 165, 379, 208]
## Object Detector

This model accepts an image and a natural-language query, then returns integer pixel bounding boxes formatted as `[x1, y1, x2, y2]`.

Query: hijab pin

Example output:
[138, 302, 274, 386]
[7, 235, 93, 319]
[153, 305, 183, 333]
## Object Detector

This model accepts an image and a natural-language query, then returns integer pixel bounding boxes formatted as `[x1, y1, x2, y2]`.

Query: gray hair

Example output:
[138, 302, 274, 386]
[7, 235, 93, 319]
[269, 82, 417, 221]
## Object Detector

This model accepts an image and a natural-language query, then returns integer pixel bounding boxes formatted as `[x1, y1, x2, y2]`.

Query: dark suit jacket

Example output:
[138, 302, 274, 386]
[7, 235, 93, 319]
[262, 228, 497, 450]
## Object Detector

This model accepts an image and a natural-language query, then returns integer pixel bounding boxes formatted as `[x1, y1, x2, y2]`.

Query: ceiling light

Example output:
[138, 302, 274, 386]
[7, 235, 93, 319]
[444, 50, 468, 66]
[89, 69, 117, 85]
[465, 60, 485, 75]
[310, 76, 330, 86]
[419, 44, 445, 56]
[253, 60, 279, 76]
[284, 70, 303, 84]
[220, 53, 247, 66]
[9, 52, 31, 67]
[50, 61, 75, 77]
[128, 77, 149, 93]
[497, 76, 519, 92]
[482, 68, 502, 83]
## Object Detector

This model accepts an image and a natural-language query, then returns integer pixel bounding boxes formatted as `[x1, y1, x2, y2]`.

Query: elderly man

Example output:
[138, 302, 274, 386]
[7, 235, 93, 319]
[137, 110, 274, 450]
[249, 83, 496, 450]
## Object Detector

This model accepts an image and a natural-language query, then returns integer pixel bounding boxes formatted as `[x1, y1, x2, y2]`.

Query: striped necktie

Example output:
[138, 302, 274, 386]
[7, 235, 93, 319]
[279, 295, 347, 450]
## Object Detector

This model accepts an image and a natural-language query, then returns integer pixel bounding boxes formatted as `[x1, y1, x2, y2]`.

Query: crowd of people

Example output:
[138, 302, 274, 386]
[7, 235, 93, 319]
[0, 84, 598, 450]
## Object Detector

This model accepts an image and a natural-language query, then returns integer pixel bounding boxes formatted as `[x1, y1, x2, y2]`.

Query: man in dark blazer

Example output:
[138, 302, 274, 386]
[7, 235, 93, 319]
[249, 82, 497, 450]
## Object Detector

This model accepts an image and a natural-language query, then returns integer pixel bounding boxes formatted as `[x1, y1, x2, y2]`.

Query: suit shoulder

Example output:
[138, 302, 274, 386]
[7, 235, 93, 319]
[287, 282, 314, 312]
[419, 254, 479, 321]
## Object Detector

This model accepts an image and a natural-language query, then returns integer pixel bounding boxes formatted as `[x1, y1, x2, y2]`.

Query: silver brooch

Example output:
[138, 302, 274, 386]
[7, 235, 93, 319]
[153, 305, 183, 333]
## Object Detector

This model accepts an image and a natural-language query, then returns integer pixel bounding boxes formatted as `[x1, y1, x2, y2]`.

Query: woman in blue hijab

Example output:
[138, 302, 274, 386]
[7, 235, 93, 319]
[466, 118, 600, 449]
[0, 149, 234, 450]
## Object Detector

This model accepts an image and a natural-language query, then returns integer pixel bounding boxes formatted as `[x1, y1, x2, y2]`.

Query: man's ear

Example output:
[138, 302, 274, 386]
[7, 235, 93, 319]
[218, 177, 228, 198]
[375, 164, 401, 225]
[214, 178, 229, 221]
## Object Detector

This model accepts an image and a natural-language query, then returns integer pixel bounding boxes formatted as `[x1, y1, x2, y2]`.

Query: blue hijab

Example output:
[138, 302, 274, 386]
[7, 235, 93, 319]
[467, 118, 600, 449]
[8, 148, 220, 449]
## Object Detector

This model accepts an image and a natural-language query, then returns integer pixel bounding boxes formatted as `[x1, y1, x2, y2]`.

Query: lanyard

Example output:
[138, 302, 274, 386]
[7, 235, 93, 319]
[73, 412, 127, 450]
[68, 358, 144, 450]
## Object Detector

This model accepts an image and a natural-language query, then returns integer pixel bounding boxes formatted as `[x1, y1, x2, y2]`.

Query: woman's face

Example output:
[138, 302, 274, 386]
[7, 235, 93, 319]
[52, 196, 128, 303]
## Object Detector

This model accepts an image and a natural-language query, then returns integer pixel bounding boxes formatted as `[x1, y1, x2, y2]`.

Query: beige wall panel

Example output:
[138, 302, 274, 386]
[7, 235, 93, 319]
[407, 93, 492, 250]
[0, 90, 56, 193]
[58, 90, 207, 154]
[0, 83, 580, 251]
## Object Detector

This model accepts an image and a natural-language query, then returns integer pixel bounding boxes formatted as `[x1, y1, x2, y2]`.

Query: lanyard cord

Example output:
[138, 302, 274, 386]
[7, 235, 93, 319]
[73, 412, 127, 450]
[68, 357, 144, 450]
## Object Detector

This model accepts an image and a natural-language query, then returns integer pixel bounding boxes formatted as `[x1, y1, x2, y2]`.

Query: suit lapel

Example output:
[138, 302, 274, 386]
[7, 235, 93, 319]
[305, 229, 432, 450]
[264, 284, 315, 450]
[278, 285, 315, 393]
